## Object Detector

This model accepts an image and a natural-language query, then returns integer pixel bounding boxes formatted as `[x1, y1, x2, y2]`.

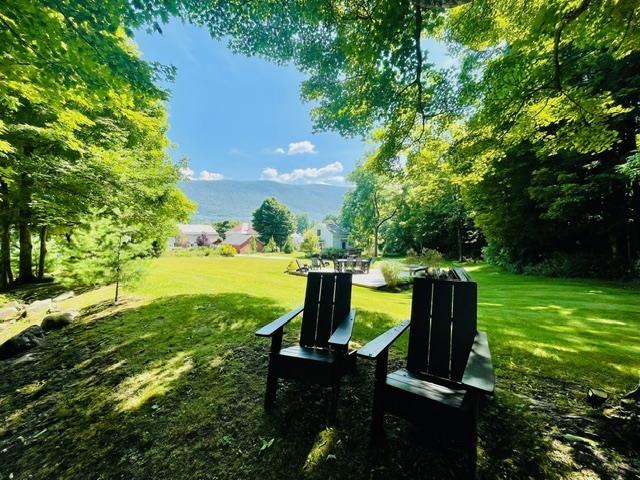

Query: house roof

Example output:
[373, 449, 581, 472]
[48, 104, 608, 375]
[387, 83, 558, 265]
[228, 222, 257, 235]
[325, 222, 348, 237]
[178, 224, 219, 236]
[223, 232, 262, 247]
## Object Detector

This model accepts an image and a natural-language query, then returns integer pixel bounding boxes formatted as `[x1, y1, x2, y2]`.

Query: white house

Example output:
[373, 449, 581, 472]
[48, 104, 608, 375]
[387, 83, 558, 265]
[290, 232, 303, 249]
[168, 224, 220, 248]
[316, 223, 349, 250]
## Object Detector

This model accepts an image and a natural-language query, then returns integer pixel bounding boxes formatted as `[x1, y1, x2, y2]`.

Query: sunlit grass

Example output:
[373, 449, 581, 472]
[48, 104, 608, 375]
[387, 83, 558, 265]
[0, 256, 639, 479]
[114, 352, 194, 412]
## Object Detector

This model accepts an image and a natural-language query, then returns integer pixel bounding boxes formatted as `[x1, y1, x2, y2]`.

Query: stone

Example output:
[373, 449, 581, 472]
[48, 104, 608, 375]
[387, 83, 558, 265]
[586, 388, 608, 407]
[41, 311, 78, 331]
[25, 299, 53, 315]
[0, 306, 23, 321]
[53, 291, 75, 302]
[0, 326, 45, 359]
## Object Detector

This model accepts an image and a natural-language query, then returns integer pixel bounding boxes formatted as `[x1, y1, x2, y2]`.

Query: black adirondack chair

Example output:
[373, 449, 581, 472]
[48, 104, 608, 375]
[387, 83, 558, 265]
[256, 272, 357, 420]
[357, 267, 494, 476]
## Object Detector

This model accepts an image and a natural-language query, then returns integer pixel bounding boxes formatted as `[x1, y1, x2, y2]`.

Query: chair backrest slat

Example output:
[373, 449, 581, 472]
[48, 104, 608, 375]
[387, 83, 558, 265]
[407, 275, 477, 382]
[300, 272, 353, 348]
[407, 280, 432, 372]
[315, 274, 337, 347]
[450, 281, 477, 380]
[300, 273, 322, 346]
[428, 282, 453, 378]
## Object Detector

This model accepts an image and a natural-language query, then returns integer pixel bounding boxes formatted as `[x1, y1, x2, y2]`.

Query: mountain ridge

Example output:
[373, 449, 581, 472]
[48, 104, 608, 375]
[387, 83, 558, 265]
[179, 180, 349, 222]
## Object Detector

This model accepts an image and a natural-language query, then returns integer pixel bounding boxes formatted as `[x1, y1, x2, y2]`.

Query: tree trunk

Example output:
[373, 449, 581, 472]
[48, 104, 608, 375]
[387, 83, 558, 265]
[0, 179, 12, 290]
[457, 223, 463, 262]
[17, 173, 35, 283]
[114, 240, 121, 303]
[37, 225, 47, 280]
[373, 227, 379, 257]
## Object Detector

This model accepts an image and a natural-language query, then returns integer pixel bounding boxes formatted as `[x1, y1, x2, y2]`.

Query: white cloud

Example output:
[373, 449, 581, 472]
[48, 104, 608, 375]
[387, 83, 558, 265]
[261, 161, 345, 185]
[287, 140, 317, 155]
[273, 147, 286, 154]
[198, 170, 224, 181]
[179, 167, 194, 180]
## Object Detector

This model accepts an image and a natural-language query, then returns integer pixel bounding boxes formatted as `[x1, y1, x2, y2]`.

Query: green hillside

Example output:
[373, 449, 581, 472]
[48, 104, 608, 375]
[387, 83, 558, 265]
[179, 180, 349, 222]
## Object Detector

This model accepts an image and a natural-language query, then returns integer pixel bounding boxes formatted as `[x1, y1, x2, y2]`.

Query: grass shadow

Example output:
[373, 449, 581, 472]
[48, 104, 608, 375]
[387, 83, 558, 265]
[0, 293, 623, 479]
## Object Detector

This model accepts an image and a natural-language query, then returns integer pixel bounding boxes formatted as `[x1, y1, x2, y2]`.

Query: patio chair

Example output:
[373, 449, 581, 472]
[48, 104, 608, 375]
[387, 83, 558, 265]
[357, 267, 494, 477]
[362, 257, 372, 274]
[333, 258, 343, 273]
[295, 259, 310, 272]
[310, 256, 322, 270]
[354, 257, 364, 274]
[256, 272, 357, 421]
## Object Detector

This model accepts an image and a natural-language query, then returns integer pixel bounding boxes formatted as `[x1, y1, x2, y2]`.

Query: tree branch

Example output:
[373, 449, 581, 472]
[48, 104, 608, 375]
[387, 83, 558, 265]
[553, 0, 591, 91]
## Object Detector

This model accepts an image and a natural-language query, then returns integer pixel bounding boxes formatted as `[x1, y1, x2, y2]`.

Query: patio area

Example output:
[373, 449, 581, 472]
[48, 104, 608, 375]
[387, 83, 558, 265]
[288, 266, 387, 289]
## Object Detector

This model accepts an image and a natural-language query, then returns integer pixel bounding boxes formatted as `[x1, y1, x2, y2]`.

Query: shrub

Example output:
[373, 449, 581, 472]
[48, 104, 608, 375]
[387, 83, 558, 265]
[522, 253, 627, 278]
[282, 237, 294, 254]
[322, 247, 347, 258]
[300, 229, 320, 256]
[380, 262, 401, 288]
[481, 243, 524, 273]
[264, 236, 278, 253]
[406, 247, 443, 267]
[218, 244, 236, 257]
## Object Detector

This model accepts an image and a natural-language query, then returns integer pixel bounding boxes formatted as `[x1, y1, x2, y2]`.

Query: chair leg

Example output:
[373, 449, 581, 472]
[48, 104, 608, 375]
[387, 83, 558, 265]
[264, 362, 278, 410]
[371, 382, 384, 437]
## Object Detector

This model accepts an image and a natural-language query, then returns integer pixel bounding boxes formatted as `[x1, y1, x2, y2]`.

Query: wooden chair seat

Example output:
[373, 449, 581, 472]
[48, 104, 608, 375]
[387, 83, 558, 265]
[279, 345, 338, 363]
[385, 369, 473, 412]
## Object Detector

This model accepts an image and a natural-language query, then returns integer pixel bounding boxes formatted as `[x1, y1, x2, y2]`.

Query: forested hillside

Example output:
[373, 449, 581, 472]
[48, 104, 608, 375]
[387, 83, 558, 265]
[180, 180, 348, 222]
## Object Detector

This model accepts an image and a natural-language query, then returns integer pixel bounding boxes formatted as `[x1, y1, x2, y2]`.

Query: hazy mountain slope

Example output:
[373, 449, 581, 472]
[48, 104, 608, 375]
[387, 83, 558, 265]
[179, 180, 349, 222]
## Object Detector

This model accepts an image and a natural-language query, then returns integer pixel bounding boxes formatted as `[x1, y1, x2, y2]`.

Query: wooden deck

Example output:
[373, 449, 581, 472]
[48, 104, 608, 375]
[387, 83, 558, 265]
[288, 267, 387, 289]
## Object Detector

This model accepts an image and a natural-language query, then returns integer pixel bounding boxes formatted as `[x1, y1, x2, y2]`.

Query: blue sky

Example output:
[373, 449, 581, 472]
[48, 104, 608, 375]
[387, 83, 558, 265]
[134, 20, 451, 184]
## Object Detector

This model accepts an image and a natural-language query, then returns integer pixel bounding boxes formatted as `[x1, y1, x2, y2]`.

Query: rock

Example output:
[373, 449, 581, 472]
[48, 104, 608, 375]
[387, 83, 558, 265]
[587, 388, 608, 407]
[53, 291, 75, 302]
[0, 306, 24, 321]
[0, 326, 45, 359]
[26, 299, 53, 315]
[41, 311, 78, 331]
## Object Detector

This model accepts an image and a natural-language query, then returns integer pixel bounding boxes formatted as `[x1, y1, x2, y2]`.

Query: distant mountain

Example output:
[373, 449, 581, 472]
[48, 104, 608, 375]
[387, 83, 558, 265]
[179, 180, 350, 222]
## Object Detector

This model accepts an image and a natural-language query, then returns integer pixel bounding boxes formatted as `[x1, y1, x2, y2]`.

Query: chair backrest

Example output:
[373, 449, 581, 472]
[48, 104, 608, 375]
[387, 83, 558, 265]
[406, 274, 477, 382]
[300, 272, 352, 349]
[311, 257, 321, 268]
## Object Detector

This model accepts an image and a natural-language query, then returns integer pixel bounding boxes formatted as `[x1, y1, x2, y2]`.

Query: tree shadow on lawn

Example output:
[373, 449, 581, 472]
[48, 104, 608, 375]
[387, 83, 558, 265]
[0, 293, 567, 479]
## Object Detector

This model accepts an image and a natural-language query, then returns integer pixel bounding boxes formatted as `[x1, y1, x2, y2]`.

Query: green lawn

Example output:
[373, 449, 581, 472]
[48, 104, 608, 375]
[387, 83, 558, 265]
[0, 256, 638, 479]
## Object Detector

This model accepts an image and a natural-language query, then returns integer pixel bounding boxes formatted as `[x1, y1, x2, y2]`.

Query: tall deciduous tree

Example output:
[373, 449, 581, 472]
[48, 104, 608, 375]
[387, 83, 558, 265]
[252, 197, 295, 247]
[341, 165, 401, 257]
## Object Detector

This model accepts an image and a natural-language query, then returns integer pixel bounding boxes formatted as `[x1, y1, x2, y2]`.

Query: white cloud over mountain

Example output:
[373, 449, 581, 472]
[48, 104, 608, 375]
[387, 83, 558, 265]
[261, 161, 345, 185]
[180, 167, 224, 181]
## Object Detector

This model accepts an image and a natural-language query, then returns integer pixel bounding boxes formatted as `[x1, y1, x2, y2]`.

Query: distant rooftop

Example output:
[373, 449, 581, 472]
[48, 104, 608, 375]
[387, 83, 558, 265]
[228, 222, 257, 235]
[325, 222, 348, 236]
[223, 231, 261, 247]
[178, 224, 218, 235]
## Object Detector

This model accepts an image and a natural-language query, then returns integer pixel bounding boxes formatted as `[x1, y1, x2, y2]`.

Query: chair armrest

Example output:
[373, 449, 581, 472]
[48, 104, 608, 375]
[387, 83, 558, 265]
[328, 309, 356, 347]
[462, 331, 495, 394]
[255, 305, 304, 337]
[357, 320, 410, 359]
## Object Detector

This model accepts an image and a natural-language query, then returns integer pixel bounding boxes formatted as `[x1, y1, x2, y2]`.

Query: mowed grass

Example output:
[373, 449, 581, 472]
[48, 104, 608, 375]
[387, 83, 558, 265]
[0, 256, 638, 479]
